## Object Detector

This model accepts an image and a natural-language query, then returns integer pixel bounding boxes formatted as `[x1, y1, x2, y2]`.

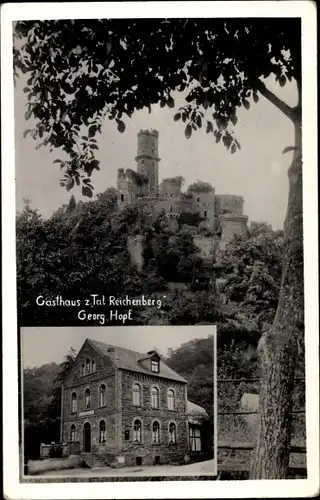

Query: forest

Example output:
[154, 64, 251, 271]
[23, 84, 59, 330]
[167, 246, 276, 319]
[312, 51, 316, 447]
[17, 188, 283, 330]
[20, 189, 298, 463]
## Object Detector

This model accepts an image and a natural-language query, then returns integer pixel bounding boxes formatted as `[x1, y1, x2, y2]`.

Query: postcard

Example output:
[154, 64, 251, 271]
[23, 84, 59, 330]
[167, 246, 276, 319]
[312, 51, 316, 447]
[1, 1, 319, 498]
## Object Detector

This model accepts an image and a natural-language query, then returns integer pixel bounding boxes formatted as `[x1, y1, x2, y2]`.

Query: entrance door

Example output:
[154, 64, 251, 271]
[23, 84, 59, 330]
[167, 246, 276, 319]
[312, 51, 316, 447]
[83, 422, 91, 453]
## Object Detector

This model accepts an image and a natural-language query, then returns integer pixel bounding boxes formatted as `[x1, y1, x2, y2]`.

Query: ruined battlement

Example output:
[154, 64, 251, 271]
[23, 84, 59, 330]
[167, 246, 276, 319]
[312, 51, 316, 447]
[215, 194, 244, 216]
[116, 130, 248, 248]
[138, 128, 159, 138]
[160, 177, 184, 196]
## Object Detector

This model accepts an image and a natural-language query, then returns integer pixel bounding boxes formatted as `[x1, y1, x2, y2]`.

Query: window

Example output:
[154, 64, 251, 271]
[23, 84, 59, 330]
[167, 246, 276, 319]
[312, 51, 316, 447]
[71, 392, 77, 413]
[86, 358, 91, 374]
[125, 430, 130, 441]
[151, 360, 159, 373]
[85, 388, 91, 410]
[99, 384, 106, 407]
[197, 196, 200, 202]
[152, 421, 160, 443]
[81, 363, 85, 376]
[132, 383, 142, 406]
[169, 422, 177, 444]
[189, 426, 201, 452]
[167, 389, 175, 410]
[204, 210, 207, 219]
[133, 419, 142, 443]
[99, 421, 106, 443]
[70, 424, 76, 442]
[151, 387, 160, 409]
[91, 360, 96, 373]
[120, 193, 124, 202]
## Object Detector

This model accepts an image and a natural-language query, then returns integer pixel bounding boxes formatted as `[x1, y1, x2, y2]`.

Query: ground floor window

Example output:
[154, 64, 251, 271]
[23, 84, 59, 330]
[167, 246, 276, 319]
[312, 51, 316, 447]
[70, 424, 76, 442]
[169, 422, 177, 444]
[152, 421, 160, 443]
[99, 420, 106, 443]
[133, 419, 142, 443]
[189, 426, 201, 452]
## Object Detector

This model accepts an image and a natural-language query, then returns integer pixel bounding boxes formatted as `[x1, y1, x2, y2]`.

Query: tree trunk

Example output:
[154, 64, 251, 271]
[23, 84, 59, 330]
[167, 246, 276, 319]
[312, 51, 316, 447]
[250, 117, 304, 479]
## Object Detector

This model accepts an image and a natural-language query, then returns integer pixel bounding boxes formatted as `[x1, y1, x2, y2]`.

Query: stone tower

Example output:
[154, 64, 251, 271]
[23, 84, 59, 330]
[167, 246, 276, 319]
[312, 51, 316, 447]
[135, 129, 160, 196]
[215, 195, 248, 250]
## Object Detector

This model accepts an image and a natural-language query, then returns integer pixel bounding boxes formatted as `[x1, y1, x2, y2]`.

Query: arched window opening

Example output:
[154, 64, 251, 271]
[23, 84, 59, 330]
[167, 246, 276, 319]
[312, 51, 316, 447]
[132, 383, 142, 406]
[167, 389, 175, 410]
[70, 424, 76, 442]
[133, 419, 142, 443]
[152, 421, 160, 443]
[86, 358, 91, 374]
[120, 193, 124, 202]
[91, 359, 96, 373]
[151, 387, 160, 409]
[71, 392, 77, 413]
[81, 363, 85, 376]
[99, 420, 106, 444]
[99, 384, 106, 407]
[85, 388, 91, 410]
[169, 422, 177, 444]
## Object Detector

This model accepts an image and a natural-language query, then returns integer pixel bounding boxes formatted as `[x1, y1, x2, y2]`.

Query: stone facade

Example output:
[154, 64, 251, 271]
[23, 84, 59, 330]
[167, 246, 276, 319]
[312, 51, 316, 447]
[116, 129, 248, 250]
[61, 339, 198, 467]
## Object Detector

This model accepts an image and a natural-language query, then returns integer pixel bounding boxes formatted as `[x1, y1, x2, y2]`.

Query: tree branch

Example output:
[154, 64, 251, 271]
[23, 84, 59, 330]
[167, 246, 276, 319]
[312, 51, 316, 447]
[256, 80, 295, 122]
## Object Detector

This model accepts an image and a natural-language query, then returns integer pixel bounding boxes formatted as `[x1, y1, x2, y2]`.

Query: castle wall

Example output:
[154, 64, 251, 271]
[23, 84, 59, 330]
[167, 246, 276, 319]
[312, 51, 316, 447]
[117, 170, 137, 209]
[189, 189, 215, 228]
[160, 178, 183, 196]
[127, 235, 145, 272]
[193, 235, 216, 260]
[215, 194, 244, 216]
[219, 214, 248, 250]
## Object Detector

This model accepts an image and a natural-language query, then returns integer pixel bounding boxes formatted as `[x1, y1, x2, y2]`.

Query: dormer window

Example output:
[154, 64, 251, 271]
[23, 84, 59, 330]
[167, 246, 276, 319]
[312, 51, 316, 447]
[151, 360, 159, 373]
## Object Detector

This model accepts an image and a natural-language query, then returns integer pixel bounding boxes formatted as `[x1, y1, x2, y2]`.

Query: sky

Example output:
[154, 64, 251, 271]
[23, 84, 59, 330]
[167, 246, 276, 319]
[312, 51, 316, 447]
[21, 325, 215, 368]
[14, 72, 298, 230]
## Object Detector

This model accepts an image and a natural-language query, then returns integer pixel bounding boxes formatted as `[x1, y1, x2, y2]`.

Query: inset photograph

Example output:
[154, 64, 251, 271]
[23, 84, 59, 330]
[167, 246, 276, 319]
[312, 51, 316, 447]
[21, 325, 216, 480]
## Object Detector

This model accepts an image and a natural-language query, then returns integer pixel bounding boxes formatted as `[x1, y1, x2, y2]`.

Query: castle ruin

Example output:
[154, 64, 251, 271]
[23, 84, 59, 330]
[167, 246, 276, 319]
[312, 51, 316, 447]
[117, 129, 248, 252]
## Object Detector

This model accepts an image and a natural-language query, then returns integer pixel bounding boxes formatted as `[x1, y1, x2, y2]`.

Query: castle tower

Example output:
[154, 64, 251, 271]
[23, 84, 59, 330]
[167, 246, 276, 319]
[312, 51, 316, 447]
[215, 195, 248, 250]
[135, 129, 160, 197]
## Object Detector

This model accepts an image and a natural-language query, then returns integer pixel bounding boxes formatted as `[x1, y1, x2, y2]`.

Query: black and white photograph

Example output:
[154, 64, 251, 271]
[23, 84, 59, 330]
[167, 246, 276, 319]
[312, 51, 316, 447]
[1, 1, 319, 499]
[21, 326, 216, 480]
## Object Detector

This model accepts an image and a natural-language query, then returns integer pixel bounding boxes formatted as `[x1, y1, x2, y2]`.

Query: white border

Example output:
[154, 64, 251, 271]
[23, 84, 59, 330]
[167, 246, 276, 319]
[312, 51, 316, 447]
[1, 1, 318, 499]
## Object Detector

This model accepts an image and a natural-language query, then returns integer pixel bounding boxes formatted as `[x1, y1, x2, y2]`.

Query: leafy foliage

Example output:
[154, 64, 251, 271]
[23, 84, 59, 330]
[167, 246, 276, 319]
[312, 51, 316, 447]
[16, 192, 143, 325]
[23, 348, 76, 460]
[218, 222, 284, 328]
[14, 18, 301, 196]
[187, 181, 214, 193]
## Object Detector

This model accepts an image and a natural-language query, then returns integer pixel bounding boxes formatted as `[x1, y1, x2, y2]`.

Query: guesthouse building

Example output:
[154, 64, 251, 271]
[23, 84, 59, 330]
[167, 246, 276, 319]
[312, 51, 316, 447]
[60, 338, 209, 467]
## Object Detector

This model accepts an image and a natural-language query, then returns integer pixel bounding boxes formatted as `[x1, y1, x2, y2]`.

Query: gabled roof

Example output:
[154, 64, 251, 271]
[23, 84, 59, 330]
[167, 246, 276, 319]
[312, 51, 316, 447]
[87, 339, 187, 383]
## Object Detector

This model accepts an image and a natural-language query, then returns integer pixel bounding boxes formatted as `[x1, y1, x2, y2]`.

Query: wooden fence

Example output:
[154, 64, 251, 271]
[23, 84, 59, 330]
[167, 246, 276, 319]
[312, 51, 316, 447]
[217, 377, 306, 478]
